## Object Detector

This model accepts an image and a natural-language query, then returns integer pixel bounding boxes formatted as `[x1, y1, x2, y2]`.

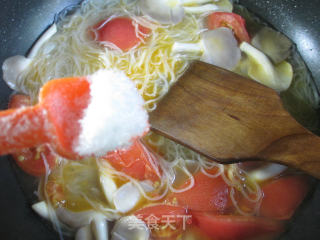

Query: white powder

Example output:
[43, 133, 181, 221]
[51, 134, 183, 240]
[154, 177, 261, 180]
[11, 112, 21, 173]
[74, 69, 149, 157]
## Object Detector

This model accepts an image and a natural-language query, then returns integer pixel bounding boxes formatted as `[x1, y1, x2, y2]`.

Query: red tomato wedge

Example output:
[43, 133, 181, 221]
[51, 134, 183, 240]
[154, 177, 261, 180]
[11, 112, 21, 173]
[207, 12, 250, 43]
[103, 139, 161, 181]
[259, 175, 310, 220]
[8, 94, 57, 176]
[167, 171, 232, 213]
[192, 212, 284, 240]
[92, 17, 150, 51]
[12, 145, 57, 177]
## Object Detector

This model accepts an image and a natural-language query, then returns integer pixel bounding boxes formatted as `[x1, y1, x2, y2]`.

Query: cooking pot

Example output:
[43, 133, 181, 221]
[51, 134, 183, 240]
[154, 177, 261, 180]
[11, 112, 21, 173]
[0, 0, 319, 239]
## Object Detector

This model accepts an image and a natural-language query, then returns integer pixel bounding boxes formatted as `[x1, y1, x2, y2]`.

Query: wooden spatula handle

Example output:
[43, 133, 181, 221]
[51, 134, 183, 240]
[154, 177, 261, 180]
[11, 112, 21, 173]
[150, 61, 320, 179]
[256, 133, 320, 178]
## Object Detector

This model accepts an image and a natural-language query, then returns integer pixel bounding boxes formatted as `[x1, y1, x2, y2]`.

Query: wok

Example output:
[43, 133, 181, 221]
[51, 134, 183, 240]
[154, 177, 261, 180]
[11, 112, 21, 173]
[0, 0, 319, 239]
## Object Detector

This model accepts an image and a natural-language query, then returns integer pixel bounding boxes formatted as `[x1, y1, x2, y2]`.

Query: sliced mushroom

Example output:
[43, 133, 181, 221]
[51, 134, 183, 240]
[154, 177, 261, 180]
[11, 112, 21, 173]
[111, 216, 150, 240]
[239, 42, 293, 92]
[32, 201, 50, 220]
[252, 27, 292, 64]
[99, 170, 118, 205]
[55, 208, 106, 229]
[75, 225, 94, 240]
[2, 55, 31, 90]
[248, 163, 288, 182]
[138, 0, 229, 24]
[214, 0, 233, 12]
[138, 0, 185, 24]
[183, 4, 220, 14]
[91, 216, 109, 240]
[2, 23, 57, 91]
[113, 182, 141, 213]
[172, 27, 241, 70]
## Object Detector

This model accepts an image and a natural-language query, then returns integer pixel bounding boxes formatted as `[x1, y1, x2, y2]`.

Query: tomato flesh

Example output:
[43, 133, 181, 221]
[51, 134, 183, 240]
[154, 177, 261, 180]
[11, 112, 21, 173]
[192, 212, 284, 240]
[92, 17, 150, 51]
[103, 139, 161, 181]
[167, 171, 232, 213]
[260, 175, 310, 220]
[12, 145, 57, 177]
[207, 12, 250, 43]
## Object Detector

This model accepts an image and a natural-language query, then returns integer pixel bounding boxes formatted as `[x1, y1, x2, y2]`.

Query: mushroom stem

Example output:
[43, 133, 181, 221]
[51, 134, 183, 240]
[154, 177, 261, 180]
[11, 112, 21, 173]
[172, 42, 203, 55]
[179, 0, 212, 6]
[249, 164, 288, 182]
[239, 42, 293, 92]
[183, 4, 219, 13]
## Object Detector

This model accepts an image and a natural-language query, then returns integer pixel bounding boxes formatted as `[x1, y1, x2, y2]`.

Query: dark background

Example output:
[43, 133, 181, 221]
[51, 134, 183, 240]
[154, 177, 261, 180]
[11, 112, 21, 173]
[0, 0, 319, 239]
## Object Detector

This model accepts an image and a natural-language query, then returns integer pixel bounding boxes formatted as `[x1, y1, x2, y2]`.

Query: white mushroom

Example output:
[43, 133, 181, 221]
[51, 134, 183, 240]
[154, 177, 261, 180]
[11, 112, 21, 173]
[113, 182, 141, 213]
[172, 27, 241, 70]
[32, 201, 50, 220]
[2, 23, 57, 91]
[2, 55, 31, 90]
[183, 4, 220, 14]
[111, 216, 150, 240]
[91, 216, 109, 240]
[248, 163, 288, 182]
[75, 225, 94, 240]
[138, 0, 185, 24]
[239, 42, 293, 92]
[214, 0, 233, 12]
[55, 208, 106, 229]
[138, 0, 229, 24]
[99, 170, 118, 205]
[251, 27, 292, 64]
[75, 216, 109, 240]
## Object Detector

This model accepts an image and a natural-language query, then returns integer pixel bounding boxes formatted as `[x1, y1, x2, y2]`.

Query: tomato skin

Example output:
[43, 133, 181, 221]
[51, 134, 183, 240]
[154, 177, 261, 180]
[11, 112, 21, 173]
[8, 94, 57, 176]
[192, 212, 284, 240]
[92, 17, 150, 51]
[207, 12, 250, 43]
[259, 175, 310, 220]
[167, 171, 232, 213]
[103, 139, 161, 181]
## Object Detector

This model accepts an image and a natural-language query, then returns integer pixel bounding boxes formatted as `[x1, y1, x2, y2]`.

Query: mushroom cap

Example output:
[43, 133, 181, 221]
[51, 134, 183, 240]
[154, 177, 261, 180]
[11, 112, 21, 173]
[139, 0, 185, 24]
[201, 27, 241, 70]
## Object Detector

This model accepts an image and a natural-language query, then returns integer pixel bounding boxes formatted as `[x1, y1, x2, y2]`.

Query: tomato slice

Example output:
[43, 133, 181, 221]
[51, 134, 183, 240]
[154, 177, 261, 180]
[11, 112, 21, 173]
[103, 139, 161, 181]
[12, 145, 57, 177]
[207, 12, 250, 43]
[192, 212, 284, 240]
[167, 171, 232, 213]
[259, 175, 310, 220]
[92, 17, 150, 51]
[8, 94, 57, 176]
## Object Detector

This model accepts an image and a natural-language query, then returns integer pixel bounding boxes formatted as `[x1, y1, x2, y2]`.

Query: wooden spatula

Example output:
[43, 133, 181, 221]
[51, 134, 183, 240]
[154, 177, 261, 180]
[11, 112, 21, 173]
[149, 61, 320, 179]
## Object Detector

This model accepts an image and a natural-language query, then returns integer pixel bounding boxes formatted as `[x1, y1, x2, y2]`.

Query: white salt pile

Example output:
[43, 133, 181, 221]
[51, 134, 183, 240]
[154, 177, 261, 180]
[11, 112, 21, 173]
[74, 69, 149, 156]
